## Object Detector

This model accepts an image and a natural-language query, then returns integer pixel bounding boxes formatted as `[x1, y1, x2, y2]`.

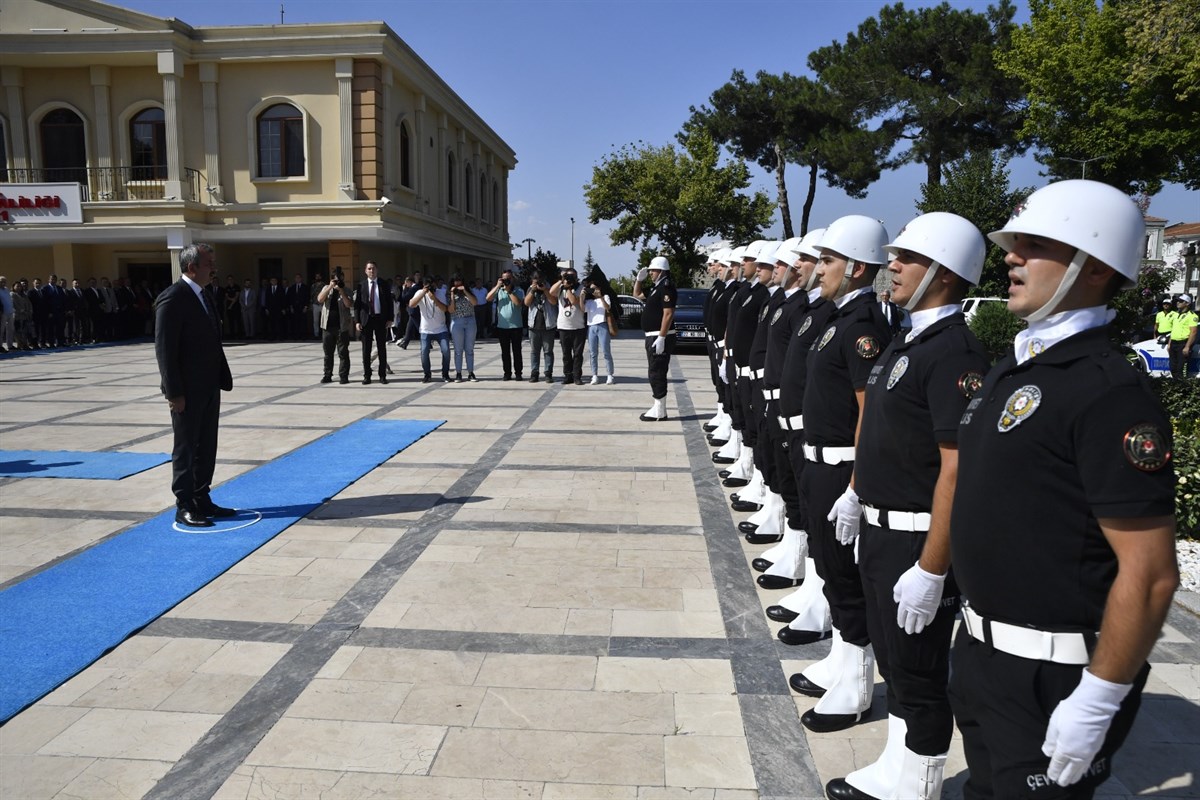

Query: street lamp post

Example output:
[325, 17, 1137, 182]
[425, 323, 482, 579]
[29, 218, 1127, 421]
[570, 218, 575, 268]
[521, 237, 536, 264]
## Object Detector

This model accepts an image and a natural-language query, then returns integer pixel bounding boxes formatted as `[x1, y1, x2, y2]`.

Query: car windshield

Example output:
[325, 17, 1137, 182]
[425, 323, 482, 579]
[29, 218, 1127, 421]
[677, 289, 706, 307]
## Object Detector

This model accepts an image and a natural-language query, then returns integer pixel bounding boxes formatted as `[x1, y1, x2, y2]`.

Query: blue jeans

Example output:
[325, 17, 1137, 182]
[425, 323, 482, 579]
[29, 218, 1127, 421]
[420, 330, 449, 377]
[450, 316, 476, 373]
[529, 328, 555, 376]
[588, 323, 613, 376]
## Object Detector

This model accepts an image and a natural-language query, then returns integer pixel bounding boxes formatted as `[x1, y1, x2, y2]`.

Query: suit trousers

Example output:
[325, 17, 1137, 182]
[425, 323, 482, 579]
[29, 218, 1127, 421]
[560, 328, 586, 382]
[361, 314, 389, 376]
[171, 388, 221, 509]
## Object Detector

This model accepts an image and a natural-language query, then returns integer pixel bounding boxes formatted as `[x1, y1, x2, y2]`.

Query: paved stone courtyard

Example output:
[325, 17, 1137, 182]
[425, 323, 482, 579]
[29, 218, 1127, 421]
[1, 335, 1197, 799]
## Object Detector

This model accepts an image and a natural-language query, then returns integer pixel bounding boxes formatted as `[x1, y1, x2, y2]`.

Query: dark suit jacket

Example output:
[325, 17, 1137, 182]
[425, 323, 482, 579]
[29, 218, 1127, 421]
[154, 278, 233, 399]
[265, 284, 285, 314]
[285, 282, 309, 312]
[354, 278, 395, 326]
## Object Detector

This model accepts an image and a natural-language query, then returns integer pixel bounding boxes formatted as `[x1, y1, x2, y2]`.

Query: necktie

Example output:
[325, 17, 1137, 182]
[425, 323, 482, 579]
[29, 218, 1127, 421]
[200, 287, 219, 331]
[369, 281, 377, 314]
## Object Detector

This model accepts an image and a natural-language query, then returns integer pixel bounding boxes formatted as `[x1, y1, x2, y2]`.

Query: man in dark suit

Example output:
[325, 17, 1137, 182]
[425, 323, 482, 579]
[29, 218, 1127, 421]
[879, 289, 904, 336]
[353, 261, 393, 384]
[264, 277, 284, 340]
[155, 243, 235, 527]
[286, 274, 309, 339]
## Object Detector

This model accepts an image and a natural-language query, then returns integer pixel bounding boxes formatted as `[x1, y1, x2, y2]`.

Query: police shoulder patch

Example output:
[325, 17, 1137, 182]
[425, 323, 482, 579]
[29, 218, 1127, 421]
[1123, 423, 1171, 472]
[759, 306, 769, 322]
[798, 316, 813, 337]
[856, 335, 881, 359]
[818, 325, 837, 350]
[957, 371, 984, 399]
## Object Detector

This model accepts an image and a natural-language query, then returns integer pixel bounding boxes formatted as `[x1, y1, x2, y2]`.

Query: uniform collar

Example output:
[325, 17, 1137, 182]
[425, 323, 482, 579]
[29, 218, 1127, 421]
[807, 287, 822, 304]
[905, 304, 960, 342]
[767, 285, 779, 295]
[785, 287, 802, 298]
[834, 286, 873, 310]
[1013, 305, 1114, 365]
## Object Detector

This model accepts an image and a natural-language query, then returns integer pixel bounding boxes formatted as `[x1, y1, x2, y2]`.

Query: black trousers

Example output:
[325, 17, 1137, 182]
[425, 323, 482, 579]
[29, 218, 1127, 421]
[734, 376, 757, 446]
[497, 327, 524, 377]
[644, 335, 675, 398]
[751, 383, 773, 486]
[801, 459, 869, 645]
[781, 428, 809, 531]
[707, 339, 723, 399]
[322, 327, 350, 380]
[171, 388, 221, 510]
[950, 630, 1148, 800]
[1168, 339, 1190, 379]
[560, 328, 586, 382]
[859, 524, 959, 754]
[360, 314, 389, 377]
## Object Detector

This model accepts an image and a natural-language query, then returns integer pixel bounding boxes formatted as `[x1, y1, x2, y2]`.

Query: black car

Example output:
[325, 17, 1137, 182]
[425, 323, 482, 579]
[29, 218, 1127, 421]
[672, 288, 707, 351]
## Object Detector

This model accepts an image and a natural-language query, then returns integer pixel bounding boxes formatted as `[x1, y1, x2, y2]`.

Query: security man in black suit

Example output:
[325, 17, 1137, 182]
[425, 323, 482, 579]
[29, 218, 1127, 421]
[354, 261, 394, 384]
[154, 243, 235, 527]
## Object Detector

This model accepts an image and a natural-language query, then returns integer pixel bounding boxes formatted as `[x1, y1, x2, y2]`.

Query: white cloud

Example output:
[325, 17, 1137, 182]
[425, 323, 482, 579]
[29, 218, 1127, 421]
[510, 200, 530, 211]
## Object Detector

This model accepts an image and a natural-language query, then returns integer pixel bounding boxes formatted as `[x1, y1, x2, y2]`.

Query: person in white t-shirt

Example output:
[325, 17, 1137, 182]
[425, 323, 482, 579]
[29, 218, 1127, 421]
[409, 276, 450, 383]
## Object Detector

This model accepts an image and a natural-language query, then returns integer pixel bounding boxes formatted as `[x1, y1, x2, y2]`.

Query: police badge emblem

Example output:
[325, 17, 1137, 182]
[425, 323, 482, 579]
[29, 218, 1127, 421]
[856, 335, 881, 359]
[957, 371, 984, 399]
[798, 316, 813, 337]
[1123, 423, 1170, 472]
[759, 306, 769, 322]
[818, 326, 836, 350]
[886, 356, 909, 389]
[771, 307, 783, 326]
[997, 385, 1041, 432]
[1027, 338, 1045, 359]
[742, 294, 754, 307]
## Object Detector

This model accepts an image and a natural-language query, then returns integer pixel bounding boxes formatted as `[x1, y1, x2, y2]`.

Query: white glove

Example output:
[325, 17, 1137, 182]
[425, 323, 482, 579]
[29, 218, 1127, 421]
[652, 335, 666, 355]
[893, 562, 946, 635]
[718, 356, 729, 383]
[826, 486, 862, 546]
[1042, 670, 1131, 787]
[636, 267, 649, 283]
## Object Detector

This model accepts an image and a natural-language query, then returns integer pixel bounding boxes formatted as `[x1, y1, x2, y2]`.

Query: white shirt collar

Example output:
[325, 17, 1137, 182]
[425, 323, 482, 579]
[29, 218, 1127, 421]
[807, 287, 822, 303]
[1013, 305, 1115, 365]
[834, 286, 873, 310]
[181, 274, 204, 299]
[785, 287, 801, 298]
[905, 303, 960, 342]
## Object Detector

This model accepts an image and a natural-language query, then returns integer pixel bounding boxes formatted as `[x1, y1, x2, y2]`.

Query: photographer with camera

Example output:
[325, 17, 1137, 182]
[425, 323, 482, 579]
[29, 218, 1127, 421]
[318, 267, 354, 384]
[584, 267, 619, 385]
[409, 275, 451, 383]
[487, 268, 525, 380]
[524, 273, 557, 382]
[551, 267, 587, 385]
[446, 274, 479, 381]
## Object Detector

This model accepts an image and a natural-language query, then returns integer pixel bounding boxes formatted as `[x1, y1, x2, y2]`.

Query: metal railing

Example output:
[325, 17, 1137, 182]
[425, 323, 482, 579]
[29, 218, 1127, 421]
[2, 166, 201, 203]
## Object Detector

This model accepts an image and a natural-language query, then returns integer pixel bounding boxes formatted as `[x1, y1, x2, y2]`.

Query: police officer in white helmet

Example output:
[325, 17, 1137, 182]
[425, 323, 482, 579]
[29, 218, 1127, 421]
[950, 180, 1178, 797]
[635, 256, 676, 420]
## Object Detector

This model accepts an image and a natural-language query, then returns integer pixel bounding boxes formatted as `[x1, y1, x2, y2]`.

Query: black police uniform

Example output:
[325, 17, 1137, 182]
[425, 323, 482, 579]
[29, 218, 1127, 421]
[949, 325, 1175, 798]
[641, 275, 676, 399]
[705, 278, 732, 401]
[760, 288, 811, 531]
[801, 290, 892, 646]
[728, 280, 770, 450]
[855, 309, 988, 757]
[747, 287, 789, 490]
[722, 279, 754, 436]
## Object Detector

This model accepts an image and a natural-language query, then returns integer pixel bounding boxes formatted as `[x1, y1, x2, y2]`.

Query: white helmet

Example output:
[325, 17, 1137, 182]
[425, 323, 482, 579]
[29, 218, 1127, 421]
[755, 241, 781, 266]
[710, 247, 731, 265]
[989, 180, 1144, 321]
[775, 237, 803, 263]
[648, 256, 670, 272]
[788, 227, 827, 260]
[817, 215, 889, 265]
[743, 240, 769, 261]
[727, 245, 747, 264]
[886, 212, 985, 311]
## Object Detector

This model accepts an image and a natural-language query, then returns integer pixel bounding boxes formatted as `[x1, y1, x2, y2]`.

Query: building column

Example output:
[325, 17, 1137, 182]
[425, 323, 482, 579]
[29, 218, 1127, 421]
[2, 67, 28, 171]
[199, 62, 223, 203]
[437, 112, 447, 220]
[157, 50, 184, 201]
[90, 66, 112, 171]
[335, 58, 356, 200]
[415, 93, 427, 211]
[381, 65, 394, 194]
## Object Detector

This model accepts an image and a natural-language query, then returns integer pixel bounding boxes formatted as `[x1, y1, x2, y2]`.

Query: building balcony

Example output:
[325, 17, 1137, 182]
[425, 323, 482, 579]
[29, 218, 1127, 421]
[2, 166, 201, 203]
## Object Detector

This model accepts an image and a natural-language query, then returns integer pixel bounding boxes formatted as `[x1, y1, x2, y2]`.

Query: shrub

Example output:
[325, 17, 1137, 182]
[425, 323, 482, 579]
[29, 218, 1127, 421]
[1150, 378, 1200, 538]
[969, 300, 1025, 365]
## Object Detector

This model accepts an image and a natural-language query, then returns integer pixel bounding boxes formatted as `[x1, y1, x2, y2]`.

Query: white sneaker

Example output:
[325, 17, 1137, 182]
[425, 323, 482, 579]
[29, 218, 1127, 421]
[606, 375, 615, 384]
[589, 375, 600, 385]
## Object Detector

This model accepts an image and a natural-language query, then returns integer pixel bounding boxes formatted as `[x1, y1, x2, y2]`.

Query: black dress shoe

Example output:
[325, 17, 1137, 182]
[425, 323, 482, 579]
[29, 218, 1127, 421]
[197, 500, 237, 518]
[380, 375, 388, 384]
[529, 374, 540, 383]
[738, 520, 760, 533]
[320, 376, 332, 384]
[778, 626, 832, 646]
[422, 375, 432, 383]
[362, 377, 371, 385]
[712, 453, 736, 464]
[718, 469, 732, 479]
[789, 671, 827, 697]
[825, 778, 878, 800]
[731, 499, 762, 513]
[745, 531, 784, 545]
[702, 422, 718, 432]
[801, 707, 865, 733]
[639, 412, 668, 422]
[722, 475, 749, 488]
[707, 437, 729, 447]
[339, 376, 349, 384]
[758, 574, 802, 590]
[767, 605, 799, 623]
[175, 508, 213, 527]
[503, 374, 512, 381]
[752, 557, 773, 573]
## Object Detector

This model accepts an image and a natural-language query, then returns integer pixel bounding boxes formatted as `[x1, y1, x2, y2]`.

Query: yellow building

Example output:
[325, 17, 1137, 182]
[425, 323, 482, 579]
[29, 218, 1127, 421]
[0, 0, 517, 289]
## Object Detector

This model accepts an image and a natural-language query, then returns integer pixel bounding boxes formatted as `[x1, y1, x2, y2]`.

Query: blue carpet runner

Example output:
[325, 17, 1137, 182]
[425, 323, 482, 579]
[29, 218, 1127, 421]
[0, 449, 170, 479]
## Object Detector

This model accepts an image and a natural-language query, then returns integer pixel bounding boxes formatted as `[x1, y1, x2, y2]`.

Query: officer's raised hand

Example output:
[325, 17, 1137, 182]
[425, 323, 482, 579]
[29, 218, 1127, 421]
[635, 267, 649, 283]
[1041, 670, 1132, 786]
[827, 485, 862, 545]
[892, 562, 946, 634]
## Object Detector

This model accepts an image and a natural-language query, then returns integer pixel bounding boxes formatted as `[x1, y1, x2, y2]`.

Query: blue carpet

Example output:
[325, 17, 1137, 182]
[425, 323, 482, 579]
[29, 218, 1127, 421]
[0, 450, 170, 479]
[0, 418, 443, 721]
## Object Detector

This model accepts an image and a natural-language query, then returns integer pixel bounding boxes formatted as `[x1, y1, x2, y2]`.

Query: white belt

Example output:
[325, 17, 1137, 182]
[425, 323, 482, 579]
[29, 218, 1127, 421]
[778, 414, 803, 431]
[644, 330, 676, 337]
[863, 504, 931, 533]
[750, 368, 764, 380]
[961, 605, 1093, 666]
[737, 366, 753, 378]
[715, 338, 726, 348]
[802, 444, 854, 464]
[762, 388, 780, 400]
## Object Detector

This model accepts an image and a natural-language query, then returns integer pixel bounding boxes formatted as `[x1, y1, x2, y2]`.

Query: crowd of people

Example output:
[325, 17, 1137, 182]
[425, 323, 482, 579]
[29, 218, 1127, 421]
[0, 273, 160, 351]
[692, 180, 1178, 800]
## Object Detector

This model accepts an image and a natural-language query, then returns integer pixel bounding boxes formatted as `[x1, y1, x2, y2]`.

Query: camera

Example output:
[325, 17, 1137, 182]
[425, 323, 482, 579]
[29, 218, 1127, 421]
[332, 266, 344, 288]
[502, 277, 512, 287]
[563, 275, 578, 289]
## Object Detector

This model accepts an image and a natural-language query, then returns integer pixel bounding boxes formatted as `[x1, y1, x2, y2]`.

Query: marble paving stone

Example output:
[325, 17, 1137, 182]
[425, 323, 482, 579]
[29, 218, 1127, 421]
[243, 717, 445, 774]
[55, 756, 174, 800]
[156, 673, 262, 715]
[529, 585, 684, 612]
[0, 706, 90, 755]
[71, 668, 193, 710]
[473, 653, 599, 691]
[473, 687, 675, 734]
[0, 754, 93, 800]
[392, 684, 488, 727]
[611, 609, 726, 639]
[338, 648, 486, 686]
[285, 678, 415, 723]
[673, 694, 744, 736]
[541, 784, 639, 800]
[565, 608, 614, 636]
[595, 658, 736, 695]
[394, 602, 570, 635]
[37, 708, 222, 761]
[664, 735, 756, 790]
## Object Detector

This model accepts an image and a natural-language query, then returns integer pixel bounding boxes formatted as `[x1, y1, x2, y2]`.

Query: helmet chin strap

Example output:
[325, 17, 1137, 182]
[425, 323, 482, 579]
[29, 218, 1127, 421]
[1023, 248, 1088, 323]
[805, 265, 820, 291]
[901, 262, 943, 312]
[834, 258, 857, 299]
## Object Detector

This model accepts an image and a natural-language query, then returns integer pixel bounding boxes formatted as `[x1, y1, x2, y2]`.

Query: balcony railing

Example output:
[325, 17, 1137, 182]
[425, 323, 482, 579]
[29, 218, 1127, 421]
[2, 166, 201, 203]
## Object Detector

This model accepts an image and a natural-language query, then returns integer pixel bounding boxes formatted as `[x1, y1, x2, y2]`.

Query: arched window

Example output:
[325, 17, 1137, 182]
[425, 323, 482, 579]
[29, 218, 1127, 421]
[447, 151, 457, 208]
[492, 180, 499, 225]
[399, 121, 412, 189]
[40, 108, 87, 184]
[257, 103, 304, 178]
[130, 107, 166, 180]
[479, 173, 488, 221]
[464, 162, 473, 214]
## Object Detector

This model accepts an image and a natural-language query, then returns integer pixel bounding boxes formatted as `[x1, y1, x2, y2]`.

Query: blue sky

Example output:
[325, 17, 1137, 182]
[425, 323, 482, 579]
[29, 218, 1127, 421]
[119, 0, 1198, 274]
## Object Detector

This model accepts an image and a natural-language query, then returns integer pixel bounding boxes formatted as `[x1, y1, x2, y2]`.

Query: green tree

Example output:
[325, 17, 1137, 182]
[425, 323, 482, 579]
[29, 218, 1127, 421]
[997, 0, 1200, 193]
[584, 131, 773, 286]
[917, 150, 1033, 298]
[809, 0, 1025, 187]
[682, 70, 885, 237]
[521, 247, 561, 286]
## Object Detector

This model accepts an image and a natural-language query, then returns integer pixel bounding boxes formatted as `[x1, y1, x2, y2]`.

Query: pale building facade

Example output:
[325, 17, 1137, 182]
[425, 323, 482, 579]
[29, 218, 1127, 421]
[0, 0, 517, 289]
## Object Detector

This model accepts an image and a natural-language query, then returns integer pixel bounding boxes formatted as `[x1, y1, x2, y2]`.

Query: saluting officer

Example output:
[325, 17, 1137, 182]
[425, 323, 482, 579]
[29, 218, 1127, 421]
[824, 212, 990, 800]
[635, 256, 676, 421]
[950, 180, 1178, 797]
[795, 215, 892, 734]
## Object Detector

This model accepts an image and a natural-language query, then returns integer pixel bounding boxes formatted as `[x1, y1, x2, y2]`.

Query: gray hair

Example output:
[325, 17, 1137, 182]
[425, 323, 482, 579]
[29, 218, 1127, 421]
[179, 243, 214, 273]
